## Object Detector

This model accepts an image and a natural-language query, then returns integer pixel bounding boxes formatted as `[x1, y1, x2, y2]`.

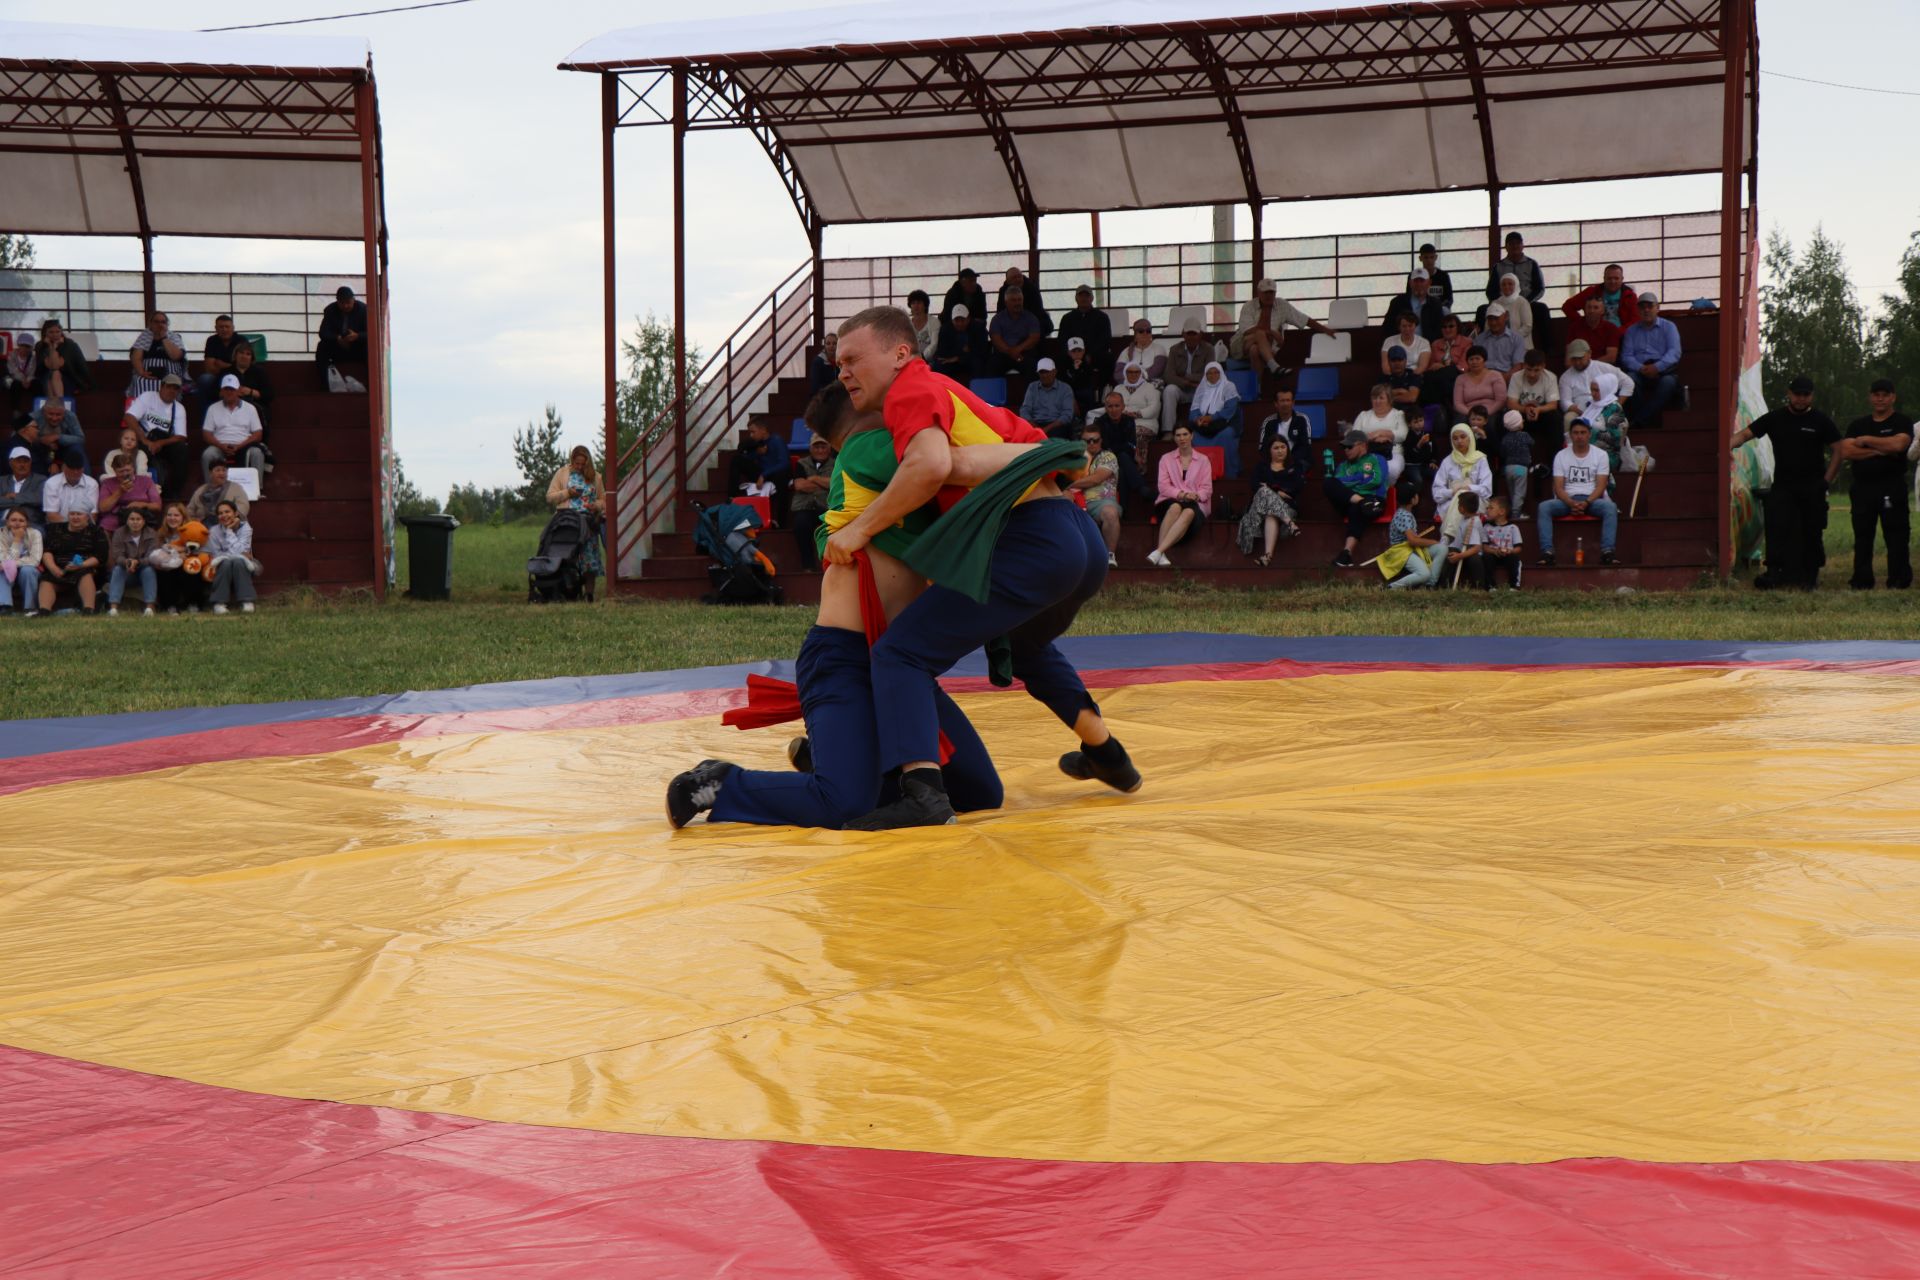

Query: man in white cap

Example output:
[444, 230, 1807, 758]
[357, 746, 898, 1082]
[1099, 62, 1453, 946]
[200, 373, 267, 479]
[1386, 268, 1446, 339]
[1619, 293, 1682, 428]
[1019, 356, 1079, 438]
[1477, 305, 1528, 374]
[0, 445, 46, 527]
[931, 303, 986, 385]
[1163, 317, 1223, 437]
[1232, 278, 1334, 375]
[1059, 334, 1104, 415]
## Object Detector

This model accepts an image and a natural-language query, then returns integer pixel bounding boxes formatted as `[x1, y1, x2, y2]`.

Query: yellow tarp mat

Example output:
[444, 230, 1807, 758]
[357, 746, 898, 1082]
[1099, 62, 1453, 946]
[5, 666, 1920, 1166]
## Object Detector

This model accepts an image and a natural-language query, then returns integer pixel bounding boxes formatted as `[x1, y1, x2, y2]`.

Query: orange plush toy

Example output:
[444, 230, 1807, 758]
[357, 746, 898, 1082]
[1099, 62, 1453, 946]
[175, 520, 211, 578]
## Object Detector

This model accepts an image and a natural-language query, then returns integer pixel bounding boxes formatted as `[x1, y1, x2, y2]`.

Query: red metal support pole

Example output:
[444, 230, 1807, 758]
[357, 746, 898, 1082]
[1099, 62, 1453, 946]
[1026, 213, 1041, 286]
[600, 72, 621, 588]
[671, 67, 689, 510]
[355, 78, 388, 602]
[1714, 0, 1751, 582]
[808, 216, 825, 343]
[1251, 202, 1264, 284]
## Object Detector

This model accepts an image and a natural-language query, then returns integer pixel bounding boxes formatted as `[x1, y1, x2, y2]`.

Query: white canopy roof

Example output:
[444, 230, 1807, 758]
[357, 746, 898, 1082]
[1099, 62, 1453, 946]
[563, 0, 1754, 226]
[0, 20, 379, 241]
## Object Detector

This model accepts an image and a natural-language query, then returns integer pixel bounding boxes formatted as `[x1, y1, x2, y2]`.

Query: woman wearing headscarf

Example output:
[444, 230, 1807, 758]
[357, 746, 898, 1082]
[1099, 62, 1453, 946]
[1237, 435, 1303, 567]
[1185, 362, 1243, 477]
[1431, 423, 1493, 537]
[1111, 362, 1162, 450]
[1494, 273, 1535, 348]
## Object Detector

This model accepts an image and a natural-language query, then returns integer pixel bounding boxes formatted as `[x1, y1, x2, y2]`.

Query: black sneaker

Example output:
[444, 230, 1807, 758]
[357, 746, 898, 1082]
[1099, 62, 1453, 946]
[1059, 740, 1142, 794]
[1537, 553, 1556, 567]
[846, 770, 956, 830]
[1601, 550, 1618, 566]
[786, 736, 813, 773]
[1753, 574, 1777, 591]
[666, 759, 734, 828]
[1332, 550, 1355, 568]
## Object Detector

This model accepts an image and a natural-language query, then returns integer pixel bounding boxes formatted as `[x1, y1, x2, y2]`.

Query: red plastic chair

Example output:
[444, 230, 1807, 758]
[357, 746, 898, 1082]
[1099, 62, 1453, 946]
[1372, 484, 1399, 524]
[1195, 445, 1226, 478]
[732, 495, 772, 526]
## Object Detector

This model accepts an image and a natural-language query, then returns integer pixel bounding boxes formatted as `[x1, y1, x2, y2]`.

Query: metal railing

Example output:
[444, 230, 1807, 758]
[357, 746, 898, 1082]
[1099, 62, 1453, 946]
[0, 269, 363, 360]
[616, 263, 813, 576]
[821, 210, 1746, 333]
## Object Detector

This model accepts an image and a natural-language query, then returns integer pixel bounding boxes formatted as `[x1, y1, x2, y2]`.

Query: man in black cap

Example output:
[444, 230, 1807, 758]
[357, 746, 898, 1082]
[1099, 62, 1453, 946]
[1418, 243, 1454, 312]
[1730, 376, 1840, 589]
[1832, 378, 1914, 590]
[939, 267, 988, 329]
[316, 285, 369, 391]
[1056, 283, 1113, 369]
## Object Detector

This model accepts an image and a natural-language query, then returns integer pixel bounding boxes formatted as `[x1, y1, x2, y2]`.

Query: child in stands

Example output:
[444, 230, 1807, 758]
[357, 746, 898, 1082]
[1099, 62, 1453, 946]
[1441, 490, 1487, 588]
[1381, 483, 1442, 590]
[1481, 495, 1523, 590]
[1498, 408, 1533, 514]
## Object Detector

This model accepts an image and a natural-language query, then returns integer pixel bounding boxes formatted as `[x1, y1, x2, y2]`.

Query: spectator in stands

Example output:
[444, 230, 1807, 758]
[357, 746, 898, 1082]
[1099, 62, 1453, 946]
[728, 415, 791, 498]
[1238, 435, 1304, 567]
[907, 290, 941, 362]
[39, 506, 107, 613]
[546, 445, 605, 592]
[1729, 375, 1839, 590]
[106, 506, 159, 616]
[122, 373, 189, 500]
[1325, 428, 1388, 568]
[102, 427, 151, 483]
[1148, 423, 1211, 567]
[1356, 383, 1410, 485]
[1112, 363, 1161, 451]
[205, 500, 260, 613]
[1116, 318, 1168, 384]
[1020, 358, 1079, 438]
[1484, 232, 1552, 347]
[7, 416, 50, 476]
[1477, 305, 1527, 374]
[30, 319, 91, 400]
[1187, 362, 1243, 477]
[1072, 423, 1121, 568]
[2, 446, 45, 528]
[32, 398, 85, 471]
[1506, 349, 1563, 460]
[988, 289, 1043, 376]
[1425, 313, 1474, 406]
[997, 267, 1051, 335]
[1558, 340, 1629, 465]
[1381, 313, 1431, 375]
[1382, 483, 1442, 590]
[1092, 390, 1147, 485]
[940, 267, 988, 328]
[229, 341, 275, 462]
[1490, 274, 1537, 350]
[810, 332, 840, 392]
[1440, 491, 1488, 588]
[1418, 244, 1455, 312]
[932, 305, 986, 384]
[1060, 337, 1105, 415]
[128, 310, 187, 398]
[1257, 387, 1313, 460]
[1480, 495, 1523, 589]
[196, 315, 245, 404]
[1057, 285, 1113, 369]
[1537, 419, 1618, 566]
[317, 286, 369, 391]
[200, 375, 267, 479]
[1452, 346, 1507, 419]
[1498, 408, 1534, 515]
[97, 455, 161, 535]
[1232, 278, 1334, 374]
[1385, 347, 1425, 416]
[1462, 403, 1494, 445]
[1385, 269, 1446, 340]
[1164, 320, 1223, 437]
[1835, 378, 1914, 591]
[1620, 294, 1682, 428]
[1432, 423, 1492, 538]
[41, 450, 98, 524]
[787, 433, 834, 573]
[153, 504, 208, 613]
[1565, 293, 1623, 366]
[1, 507, 40, 614]
[188, 460, 250, 525]
[1564, 264, 1637, 328]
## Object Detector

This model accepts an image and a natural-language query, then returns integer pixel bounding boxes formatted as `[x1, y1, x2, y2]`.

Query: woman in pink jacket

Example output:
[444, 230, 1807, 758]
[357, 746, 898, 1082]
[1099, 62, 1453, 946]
[1148, 423, 1212, 567]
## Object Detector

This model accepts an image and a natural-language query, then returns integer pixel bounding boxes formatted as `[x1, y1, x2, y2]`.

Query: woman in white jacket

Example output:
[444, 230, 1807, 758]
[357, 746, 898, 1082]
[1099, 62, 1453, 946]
[1430, 423, 1493, 536]
[1355, 384, 1410, 485]
[1, 508, 42, 615]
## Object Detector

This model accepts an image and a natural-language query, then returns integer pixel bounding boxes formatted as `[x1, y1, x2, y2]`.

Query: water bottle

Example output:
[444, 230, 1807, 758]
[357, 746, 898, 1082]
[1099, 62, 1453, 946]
[1575, 536, 1585, 566]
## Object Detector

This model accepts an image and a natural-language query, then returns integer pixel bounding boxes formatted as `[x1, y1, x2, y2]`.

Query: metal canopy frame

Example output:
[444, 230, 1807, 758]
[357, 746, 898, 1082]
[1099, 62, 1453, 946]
[0, 46, 393, 597]
[565, 0, 1758, 581]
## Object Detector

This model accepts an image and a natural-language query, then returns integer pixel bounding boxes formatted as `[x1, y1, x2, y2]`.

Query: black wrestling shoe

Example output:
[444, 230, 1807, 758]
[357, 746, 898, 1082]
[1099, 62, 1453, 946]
[1059, 738, 1142, 794]
[786, 736, 813, 773]
[666, 759, 734, 828]
[845, 769, 956, 830]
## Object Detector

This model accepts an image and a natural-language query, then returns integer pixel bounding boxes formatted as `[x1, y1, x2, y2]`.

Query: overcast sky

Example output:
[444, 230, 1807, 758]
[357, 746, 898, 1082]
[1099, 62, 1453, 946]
[18, 0, 1920, 498]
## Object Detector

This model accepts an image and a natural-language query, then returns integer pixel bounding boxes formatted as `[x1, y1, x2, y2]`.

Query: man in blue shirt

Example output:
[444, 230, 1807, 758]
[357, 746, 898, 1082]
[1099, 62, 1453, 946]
[1019, 357, 1079, 438]
[727, 414, 791, 497]
[1477, 306, 1528, 374]
[987, 290, 1043, 376]
[1619, 293, 1683, 428]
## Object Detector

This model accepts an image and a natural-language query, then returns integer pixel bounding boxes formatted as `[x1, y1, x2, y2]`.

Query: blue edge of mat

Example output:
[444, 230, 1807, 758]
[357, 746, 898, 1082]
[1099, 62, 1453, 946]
[10, 633, 1920, 761]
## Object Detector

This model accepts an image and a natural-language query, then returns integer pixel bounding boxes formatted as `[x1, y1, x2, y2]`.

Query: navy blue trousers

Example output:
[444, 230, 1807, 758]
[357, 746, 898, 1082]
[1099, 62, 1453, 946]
[870, 497, 1107, 773]
[708, 625, 1003, 829]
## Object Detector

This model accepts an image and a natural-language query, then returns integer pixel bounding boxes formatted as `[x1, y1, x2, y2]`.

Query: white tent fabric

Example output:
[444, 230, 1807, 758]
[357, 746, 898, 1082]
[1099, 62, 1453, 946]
[563, 0, 1751, 225]
[0, 20, 376, 240]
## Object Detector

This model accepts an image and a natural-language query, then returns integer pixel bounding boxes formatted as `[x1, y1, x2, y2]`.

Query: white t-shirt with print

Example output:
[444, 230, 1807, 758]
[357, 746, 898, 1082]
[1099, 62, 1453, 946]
[1552, 446, 1608, 499]
[126, 390, 187, 440]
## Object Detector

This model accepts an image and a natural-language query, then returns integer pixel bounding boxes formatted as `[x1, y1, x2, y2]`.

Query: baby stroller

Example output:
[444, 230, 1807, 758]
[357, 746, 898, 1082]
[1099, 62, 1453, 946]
[693, 501, 782, 605]
[527, 508, 596, 603]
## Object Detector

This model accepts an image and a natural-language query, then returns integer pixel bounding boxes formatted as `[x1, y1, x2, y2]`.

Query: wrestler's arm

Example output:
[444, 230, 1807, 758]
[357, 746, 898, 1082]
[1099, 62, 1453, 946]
[946, 440, 1042, 486]
[824, 429, 951, 564]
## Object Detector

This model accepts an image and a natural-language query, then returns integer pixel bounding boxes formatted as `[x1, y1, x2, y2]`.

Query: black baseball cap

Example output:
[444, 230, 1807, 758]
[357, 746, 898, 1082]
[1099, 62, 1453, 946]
[336, 286, 355, 301]
[957, 267, 977, 280]
[1870, 378, 1897, 394]
[1418, 242, 1437, 254]
[1787, 376, 1815, 395]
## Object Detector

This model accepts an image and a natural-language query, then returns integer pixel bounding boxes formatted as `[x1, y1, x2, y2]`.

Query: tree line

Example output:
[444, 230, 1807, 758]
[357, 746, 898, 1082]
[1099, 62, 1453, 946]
[1762, 224, 1920, 435]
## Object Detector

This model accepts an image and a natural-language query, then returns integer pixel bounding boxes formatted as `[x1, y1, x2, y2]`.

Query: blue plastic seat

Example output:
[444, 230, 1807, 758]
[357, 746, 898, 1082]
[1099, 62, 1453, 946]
[1294, 367, 1340, 402]
[972, 376, 1008, 407]
[1227, 369, 1260, 405]
[1299, 403, 1328, 440]
[790, 417, 811, 448]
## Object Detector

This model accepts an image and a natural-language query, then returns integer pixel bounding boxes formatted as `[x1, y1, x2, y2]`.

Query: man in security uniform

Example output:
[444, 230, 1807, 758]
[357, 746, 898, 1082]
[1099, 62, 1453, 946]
[1833, 378, 1914, 591]
[1730, 375, 1839, 590]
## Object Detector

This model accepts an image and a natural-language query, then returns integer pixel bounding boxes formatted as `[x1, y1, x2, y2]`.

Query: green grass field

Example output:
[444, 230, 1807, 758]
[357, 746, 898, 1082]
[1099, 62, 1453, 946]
[5, 510, 1914, 722]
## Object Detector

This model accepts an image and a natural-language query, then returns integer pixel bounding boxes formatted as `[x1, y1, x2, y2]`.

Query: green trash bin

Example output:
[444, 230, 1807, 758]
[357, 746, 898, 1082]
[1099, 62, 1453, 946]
[401, 514, 460, 600]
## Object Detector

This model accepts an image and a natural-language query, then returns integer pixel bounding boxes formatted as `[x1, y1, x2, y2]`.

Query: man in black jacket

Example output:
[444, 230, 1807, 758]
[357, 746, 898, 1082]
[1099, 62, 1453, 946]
[316, 286, 369, 390]
[1057, 284, 1113, 368]
[1729, 375, 1839, 590]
